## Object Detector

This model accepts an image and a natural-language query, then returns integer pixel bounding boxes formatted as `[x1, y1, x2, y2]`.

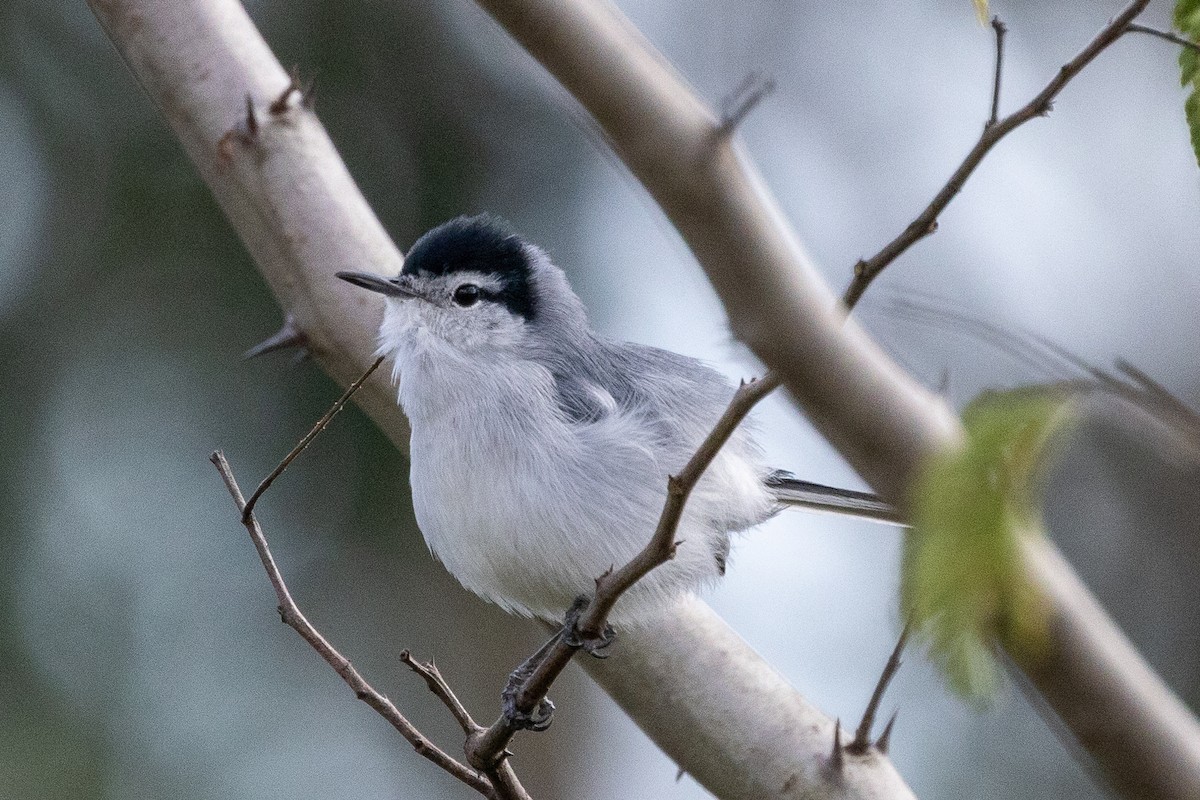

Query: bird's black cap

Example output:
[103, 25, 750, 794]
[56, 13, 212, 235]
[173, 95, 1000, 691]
[402, 215, 536, 321]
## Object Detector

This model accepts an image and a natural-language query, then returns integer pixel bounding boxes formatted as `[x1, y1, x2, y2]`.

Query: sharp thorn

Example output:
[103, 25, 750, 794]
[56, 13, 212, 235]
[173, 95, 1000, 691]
[302, 76, 318, 109]
[675, 767, 686, 783]
[243, 316, 307, 359]
[876, 711, 898, 754]
[717, 72, 776, 136]
[244, 94, 258, 138]
[829, 719, 845, 773]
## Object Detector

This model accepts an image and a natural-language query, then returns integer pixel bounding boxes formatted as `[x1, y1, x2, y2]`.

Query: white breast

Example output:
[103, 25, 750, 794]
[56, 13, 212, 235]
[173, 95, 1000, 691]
[390, 322, 775, 625]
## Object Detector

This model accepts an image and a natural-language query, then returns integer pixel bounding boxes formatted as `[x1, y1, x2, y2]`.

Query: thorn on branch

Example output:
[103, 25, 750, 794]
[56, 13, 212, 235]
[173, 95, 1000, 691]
[716, 72, 776, 137]
[876, 711, 898, 754]
[216, 94, 261, 166]
[243, 314, 308, 359]
[827, 719, 845, 776]
[848, 622, 910, 755]
[244, 93, 259, 137]
[270, 65, 302, 114]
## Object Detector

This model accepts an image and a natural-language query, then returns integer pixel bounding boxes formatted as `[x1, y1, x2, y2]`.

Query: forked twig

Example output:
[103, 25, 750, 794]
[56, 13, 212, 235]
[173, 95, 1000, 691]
[842, 0, 1152, 307]
[210, 451, 503, 797]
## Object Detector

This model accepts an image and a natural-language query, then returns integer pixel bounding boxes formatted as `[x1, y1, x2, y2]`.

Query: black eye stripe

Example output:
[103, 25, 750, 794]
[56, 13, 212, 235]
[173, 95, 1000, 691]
[400, 216, 536, 321]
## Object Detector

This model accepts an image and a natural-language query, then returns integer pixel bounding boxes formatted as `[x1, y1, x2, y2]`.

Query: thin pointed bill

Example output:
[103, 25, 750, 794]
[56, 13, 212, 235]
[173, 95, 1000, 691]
[336, 271, 420, 298]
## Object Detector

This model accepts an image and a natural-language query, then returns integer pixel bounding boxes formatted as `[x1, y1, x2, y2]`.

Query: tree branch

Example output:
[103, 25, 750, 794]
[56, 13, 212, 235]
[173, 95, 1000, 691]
[469, 1, 1200, 798]
[842, 1, 1150, 307]
[1126, 23, 1200, 55]
[209, 451, 507, 798]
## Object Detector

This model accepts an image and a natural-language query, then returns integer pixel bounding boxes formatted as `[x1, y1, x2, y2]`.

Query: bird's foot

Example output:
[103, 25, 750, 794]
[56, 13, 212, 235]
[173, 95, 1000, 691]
[499, 636, 558, 732]
[561, 595, 616, 658]
[501, 657, 555, 732]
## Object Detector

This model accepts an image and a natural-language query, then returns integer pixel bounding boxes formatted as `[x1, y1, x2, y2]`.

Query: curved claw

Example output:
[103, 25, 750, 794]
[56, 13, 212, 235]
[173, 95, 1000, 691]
[502, 693, 555, 732]
[564, 622, 616, 658]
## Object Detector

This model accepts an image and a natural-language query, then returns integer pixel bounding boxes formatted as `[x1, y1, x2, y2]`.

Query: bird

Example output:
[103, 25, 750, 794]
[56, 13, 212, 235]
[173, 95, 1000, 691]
[337, 215, 896, 629]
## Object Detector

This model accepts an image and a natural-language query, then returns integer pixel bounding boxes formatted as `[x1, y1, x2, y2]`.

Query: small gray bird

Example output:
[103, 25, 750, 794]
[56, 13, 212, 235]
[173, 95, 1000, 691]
[339, 216, 894, 627]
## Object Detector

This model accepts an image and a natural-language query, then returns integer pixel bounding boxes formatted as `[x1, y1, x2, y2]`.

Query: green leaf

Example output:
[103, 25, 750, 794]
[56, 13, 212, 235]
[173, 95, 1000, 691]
[1175, 0, 1200, 166]
[973, 0, 989, 25]
[902, 389, 1077, 702]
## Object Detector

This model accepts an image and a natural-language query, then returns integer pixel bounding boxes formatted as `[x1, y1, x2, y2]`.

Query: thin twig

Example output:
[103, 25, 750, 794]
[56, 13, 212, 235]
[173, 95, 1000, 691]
[986, 17, 1008, 128]
[1126, 23, 1200, 55]
[848, 622, 911, 754]
[401, 651, 482, 736]
[842, 0, 1151, 308]
[241, 355, 384, 522]
[466, 373, 784, 768]
[210, 451, 500, 797]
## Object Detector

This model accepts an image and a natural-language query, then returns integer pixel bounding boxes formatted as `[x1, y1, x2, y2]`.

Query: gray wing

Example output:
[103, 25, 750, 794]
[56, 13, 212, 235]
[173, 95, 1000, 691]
[551, 336, 741, 456]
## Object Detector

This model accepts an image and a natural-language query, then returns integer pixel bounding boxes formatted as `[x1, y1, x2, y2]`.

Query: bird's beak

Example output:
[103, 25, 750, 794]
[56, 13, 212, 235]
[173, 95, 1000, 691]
[336, 271, 420, 298]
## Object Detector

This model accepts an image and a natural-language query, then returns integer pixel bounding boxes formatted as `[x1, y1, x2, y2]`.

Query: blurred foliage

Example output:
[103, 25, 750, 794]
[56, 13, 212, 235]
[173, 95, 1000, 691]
[904, 389, 1075, 701]
[1176, 0, 1200, 166]
[974, 0, 989, 25]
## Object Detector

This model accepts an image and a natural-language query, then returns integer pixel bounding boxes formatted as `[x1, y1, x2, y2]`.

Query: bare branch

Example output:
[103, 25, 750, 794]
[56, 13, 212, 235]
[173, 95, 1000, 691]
[1126, 23, 1200, 55]
[987, 17, 1008, 128]
[209, 451, 497, 797]
[842, 0, 1151, 307]
[401, 651, 481, 736]
[242, 356, 384, 522]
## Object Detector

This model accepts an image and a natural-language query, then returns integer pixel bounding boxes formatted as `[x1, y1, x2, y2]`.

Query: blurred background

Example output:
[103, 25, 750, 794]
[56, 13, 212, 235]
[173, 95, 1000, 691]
[1, 0, 1197, 797]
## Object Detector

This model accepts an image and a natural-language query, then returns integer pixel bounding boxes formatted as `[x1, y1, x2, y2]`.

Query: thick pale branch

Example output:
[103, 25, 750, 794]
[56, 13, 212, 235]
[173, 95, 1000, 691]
[469, 1, 1200, 798]
[87, 0, 406, 448]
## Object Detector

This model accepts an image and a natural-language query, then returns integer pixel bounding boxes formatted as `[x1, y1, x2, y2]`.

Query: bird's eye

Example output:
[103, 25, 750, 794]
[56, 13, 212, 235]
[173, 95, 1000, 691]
[452, 284, 481, 307]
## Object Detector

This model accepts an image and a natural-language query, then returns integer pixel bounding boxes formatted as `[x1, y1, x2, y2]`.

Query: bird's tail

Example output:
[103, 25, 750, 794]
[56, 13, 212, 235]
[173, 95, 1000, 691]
[764, 472, 905, 525]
